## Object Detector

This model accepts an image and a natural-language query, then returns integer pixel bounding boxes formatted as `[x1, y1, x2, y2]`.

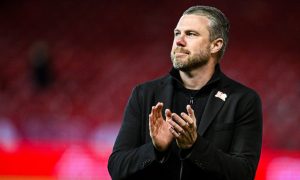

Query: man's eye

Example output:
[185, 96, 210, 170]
[187, 32, 197, 36]
[174, 32, 180, 36]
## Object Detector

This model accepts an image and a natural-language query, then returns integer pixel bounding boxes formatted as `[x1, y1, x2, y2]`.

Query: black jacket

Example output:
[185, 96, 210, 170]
[108, 68, 262, 180]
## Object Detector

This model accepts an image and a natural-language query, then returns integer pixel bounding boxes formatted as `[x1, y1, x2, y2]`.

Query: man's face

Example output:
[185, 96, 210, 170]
[170, 14, 212, 72]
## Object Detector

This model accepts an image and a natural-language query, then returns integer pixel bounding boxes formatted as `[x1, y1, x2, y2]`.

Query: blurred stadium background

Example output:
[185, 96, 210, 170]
[0, 0, 299, 179]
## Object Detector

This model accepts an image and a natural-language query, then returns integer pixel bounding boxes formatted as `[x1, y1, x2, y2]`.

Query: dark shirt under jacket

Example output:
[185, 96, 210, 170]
[108, 65, 263, 180]
[170, 66, 220, 127]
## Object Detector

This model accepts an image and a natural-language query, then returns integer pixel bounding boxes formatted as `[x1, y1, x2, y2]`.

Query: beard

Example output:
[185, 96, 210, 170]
[170, 47, 210, 72]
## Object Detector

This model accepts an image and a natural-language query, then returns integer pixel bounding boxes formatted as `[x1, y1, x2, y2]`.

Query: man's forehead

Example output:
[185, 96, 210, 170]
[175, 14, 210, 31]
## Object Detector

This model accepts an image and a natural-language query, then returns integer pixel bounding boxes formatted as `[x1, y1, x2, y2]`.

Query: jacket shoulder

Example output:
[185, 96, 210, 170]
[222, 73, 261, 100]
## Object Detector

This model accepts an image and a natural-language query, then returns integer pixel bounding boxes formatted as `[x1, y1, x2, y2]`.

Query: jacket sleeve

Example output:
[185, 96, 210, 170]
[186, 90, 263, 180]
[107, 86, 160, 180]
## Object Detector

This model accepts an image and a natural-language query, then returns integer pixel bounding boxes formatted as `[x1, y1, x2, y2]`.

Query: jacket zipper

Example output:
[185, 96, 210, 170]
[179, 160, 183, 180]
[190, 96, 194, 105]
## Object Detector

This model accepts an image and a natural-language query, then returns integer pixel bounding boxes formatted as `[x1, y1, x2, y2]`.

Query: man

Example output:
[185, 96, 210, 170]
[108, 5, 262, 180]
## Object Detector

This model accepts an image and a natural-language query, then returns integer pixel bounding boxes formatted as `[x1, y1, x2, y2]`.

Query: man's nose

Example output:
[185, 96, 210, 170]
[175, 35, 186, 47]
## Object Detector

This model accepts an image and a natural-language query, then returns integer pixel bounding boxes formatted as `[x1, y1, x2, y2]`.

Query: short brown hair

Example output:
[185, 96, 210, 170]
[183, 6, 230, 61]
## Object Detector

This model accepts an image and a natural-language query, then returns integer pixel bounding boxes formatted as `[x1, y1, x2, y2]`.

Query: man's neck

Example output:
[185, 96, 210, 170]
[179, 61, 216, 90]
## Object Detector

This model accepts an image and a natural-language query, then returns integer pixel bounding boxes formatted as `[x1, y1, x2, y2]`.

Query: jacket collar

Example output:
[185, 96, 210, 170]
[155, 64, 230, 135]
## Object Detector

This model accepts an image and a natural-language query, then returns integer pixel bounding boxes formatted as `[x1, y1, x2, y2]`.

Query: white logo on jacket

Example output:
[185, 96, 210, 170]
[215, 91, 227, 101]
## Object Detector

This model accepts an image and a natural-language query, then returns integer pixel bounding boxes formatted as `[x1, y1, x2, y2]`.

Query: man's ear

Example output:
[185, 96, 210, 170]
[210, 38, 223, 54]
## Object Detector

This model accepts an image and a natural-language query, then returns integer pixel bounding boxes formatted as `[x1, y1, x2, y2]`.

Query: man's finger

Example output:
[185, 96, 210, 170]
[165, 109, 172, 119]
[171, 113, 187, 127]
[168, 118, 185, 135]
[187, 105, 196, 126]
[169, 126, 181, 138]
[180, 112, 193, 127]
[153, 102, 163, 118]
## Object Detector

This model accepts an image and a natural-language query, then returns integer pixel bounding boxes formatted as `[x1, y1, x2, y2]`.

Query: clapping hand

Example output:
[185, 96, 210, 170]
[167, 105, 198, 149]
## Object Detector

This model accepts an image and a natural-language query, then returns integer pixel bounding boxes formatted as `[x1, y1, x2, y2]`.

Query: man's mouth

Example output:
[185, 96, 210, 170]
[174, 50, 190, 58]
[175, 52, 188, 56]
[174, 48, 190, 55]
